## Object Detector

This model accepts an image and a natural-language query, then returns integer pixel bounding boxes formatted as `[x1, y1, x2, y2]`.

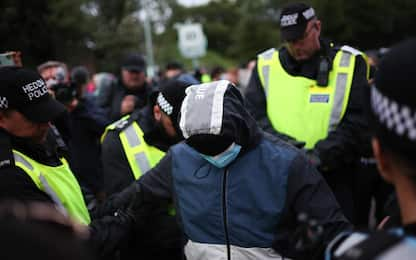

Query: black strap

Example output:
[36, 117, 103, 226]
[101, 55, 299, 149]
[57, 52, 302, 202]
[339, 231, 403, 260]
[0, 130, 14, 169]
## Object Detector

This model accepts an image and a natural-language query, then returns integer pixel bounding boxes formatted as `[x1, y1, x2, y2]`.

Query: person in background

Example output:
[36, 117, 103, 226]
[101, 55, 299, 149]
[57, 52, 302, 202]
[37, 60, 72, 145]
[210, 66, 225, 81]
[37, 61, 70, 90]
[162, 61, 199, 85]
[54, 80, 109, 203]
[96, 53, 152, 121]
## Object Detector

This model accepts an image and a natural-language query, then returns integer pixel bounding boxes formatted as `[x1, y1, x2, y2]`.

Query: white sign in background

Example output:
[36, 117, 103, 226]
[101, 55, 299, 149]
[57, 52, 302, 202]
[175, 22, 207, 59]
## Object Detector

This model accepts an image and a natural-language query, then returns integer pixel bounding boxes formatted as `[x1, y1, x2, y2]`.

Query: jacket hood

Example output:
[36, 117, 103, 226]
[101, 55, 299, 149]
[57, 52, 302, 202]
[179, 80, 260, 155]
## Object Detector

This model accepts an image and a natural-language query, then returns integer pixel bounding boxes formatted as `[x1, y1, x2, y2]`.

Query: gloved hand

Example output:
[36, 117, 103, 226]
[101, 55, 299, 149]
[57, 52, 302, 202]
[88, 183, 143, 258]
[290, 213, 324, 260]
[90, 182, 141, 219]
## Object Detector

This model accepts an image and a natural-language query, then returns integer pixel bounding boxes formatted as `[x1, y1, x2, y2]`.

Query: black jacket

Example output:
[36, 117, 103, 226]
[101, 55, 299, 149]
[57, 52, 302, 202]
[67, 96, 110, 195]
[244, 39, 370, 174]
[96, 78, 153, 121]
[100, 106, 184, 260]
[0, 128, 133, 259]
[101, 106, 175, 195]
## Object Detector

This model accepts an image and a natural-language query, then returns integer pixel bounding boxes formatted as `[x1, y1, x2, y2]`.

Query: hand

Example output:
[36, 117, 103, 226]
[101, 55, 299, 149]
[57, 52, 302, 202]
[290, 213, 324, 259]
[90, 182, 140, 219]
[120, 95, 137, 115]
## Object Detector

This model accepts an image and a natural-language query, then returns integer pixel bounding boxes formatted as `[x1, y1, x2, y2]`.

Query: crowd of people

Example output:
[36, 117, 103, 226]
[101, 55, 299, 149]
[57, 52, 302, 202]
[0, 2, 415, 260]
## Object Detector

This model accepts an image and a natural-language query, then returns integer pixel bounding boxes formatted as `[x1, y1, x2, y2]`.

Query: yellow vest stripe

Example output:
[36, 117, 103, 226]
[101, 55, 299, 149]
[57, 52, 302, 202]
[38, 173, 68, 216]
[124, 123, 142, 147]
[13, 152, 34, 171]
[134, 150, 151, 173]
[120, 123, 151, 179]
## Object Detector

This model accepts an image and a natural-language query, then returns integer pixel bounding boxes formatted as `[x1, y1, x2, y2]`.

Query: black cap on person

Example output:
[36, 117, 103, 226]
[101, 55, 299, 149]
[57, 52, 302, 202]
[121, 53, 146, 72]
[279, 3, 316, 42]
[0, 66, 66, 123]
[369, 38, 416, 160]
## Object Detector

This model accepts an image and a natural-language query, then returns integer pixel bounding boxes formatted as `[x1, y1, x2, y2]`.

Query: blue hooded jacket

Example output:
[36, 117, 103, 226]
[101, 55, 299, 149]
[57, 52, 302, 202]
[137, 80, 350, 259]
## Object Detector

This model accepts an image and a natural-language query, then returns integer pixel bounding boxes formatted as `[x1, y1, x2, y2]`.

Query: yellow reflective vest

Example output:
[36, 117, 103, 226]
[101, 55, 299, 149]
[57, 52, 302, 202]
[13, 150, 91, 225]
[257, 46, 366, 149]
[102, 115, 165, 180]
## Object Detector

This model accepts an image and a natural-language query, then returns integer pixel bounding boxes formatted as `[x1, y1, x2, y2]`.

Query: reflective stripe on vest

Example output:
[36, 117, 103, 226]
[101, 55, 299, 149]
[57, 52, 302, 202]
[13, 150, 91, 225]
[118, 120, 165, 180]
[257, 47, 359, 148]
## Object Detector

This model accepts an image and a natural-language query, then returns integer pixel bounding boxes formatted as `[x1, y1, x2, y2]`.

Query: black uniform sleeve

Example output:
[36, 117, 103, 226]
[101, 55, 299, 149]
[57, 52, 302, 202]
[92, 151, 173, 218]
[89, 210, 135, 259]
[274, 153, 352, 258]
[88, 152, 174, 258]
[314, 55, 369, 172]
[244, 64, 267, 121]
[138, 151, 173, 201]
[0, 166, 53, 203]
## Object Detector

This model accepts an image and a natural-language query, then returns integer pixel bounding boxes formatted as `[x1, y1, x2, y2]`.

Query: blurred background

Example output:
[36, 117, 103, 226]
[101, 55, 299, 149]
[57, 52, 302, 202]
[1, 0, 415, 74]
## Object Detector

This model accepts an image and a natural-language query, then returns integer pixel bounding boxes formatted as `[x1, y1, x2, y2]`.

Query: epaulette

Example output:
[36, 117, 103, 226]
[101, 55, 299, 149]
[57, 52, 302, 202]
[341, 45, 363, 56]
[258, 48, 276, 60]
[107, 115, 133, 133]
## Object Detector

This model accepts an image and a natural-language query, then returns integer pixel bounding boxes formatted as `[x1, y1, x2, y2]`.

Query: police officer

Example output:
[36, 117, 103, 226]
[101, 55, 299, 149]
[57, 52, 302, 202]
[244, 2, 370, 221]
[115, 80, 351, 260]
[0, 66, 136, 259]
[326, 39, 416, 260]
[101, 79, 191, 259]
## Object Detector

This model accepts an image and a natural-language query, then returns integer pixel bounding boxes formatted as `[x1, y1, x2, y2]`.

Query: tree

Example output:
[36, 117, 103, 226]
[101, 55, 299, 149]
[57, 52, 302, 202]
[0, 0, 91, 68]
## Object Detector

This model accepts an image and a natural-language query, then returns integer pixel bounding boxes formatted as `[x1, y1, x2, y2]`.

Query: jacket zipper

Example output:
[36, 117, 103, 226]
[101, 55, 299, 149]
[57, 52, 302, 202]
[222, 167, 231, 260]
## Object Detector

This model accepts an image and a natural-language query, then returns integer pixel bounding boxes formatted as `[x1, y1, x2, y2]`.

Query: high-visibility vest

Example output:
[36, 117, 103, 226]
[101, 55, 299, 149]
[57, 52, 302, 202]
[201, 74, 211, 83]
[257, 46, 365, 148]
[13, 150, 91, 225]
[102, 115, 165, 180]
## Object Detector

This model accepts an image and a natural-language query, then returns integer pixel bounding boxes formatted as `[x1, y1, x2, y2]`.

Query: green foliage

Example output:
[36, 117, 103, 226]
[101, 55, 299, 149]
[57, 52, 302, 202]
[1, 0, 415, 72]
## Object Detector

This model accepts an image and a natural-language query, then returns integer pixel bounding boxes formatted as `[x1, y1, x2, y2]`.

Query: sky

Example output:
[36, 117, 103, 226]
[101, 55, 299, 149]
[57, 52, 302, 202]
[177, 0, 211, 7]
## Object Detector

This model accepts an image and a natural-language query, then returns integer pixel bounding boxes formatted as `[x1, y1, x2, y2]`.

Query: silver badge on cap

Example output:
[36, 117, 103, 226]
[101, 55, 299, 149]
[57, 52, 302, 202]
[281, 13, 298, 27]
[302, 7, 315, 19]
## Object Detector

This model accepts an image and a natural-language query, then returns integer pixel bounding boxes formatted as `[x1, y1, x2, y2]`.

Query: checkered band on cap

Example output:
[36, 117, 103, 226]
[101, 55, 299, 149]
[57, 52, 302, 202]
[371, 86, 416, 140]
[157, 92, 173, 115]
[0, 97, 8, 109]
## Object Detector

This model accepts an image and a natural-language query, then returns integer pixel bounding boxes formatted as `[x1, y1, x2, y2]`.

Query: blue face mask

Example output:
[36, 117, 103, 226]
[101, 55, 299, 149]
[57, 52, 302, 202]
[200, 143, 242, 168]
